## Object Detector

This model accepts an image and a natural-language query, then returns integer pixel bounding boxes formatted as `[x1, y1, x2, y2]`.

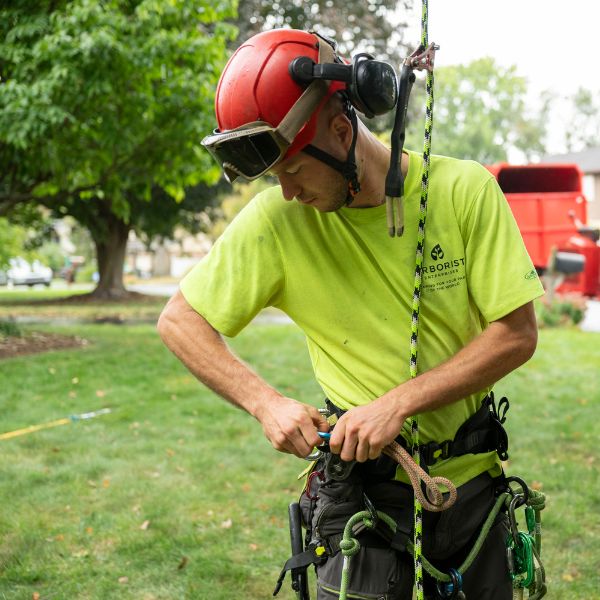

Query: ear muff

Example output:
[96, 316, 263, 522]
[289, 51, 398, 118]
[349, 53, 398, 118]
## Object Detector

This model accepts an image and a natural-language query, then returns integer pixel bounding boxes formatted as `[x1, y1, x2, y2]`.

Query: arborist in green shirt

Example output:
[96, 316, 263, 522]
[158, 28, 545, 600]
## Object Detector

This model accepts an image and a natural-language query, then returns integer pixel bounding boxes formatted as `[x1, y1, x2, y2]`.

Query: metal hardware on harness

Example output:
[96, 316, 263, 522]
[505, 476, 530, 505]
[304, 447, 325, 462]
[303, 409, 334, 461]
[362, 493, 379, 528]
[325, 453, 357, 481]
[506, 494, 536, 588]
[435, 568, 465, 599]
[304, 432, 330, 462]
[406, 42, 439, 72]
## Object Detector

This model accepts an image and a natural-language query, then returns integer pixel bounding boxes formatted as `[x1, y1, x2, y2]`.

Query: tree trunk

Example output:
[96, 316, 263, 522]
[91, 211, 131, 299]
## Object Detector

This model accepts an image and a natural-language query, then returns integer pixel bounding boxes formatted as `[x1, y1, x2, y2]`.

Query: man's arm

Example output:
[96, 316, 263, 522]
[329, 301, 538, 462]
[157, 290, 328, 457]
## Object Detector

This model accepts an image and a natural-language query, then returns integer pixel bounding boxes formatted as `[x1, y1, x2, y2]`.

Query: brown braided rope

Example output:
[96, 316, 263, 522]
[382, 440, 457, 512]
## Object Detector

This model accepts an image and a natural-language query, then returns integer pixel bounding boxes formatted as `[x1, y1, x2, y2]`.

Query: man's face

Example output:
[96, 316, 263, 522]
[269, 150, 348, 212]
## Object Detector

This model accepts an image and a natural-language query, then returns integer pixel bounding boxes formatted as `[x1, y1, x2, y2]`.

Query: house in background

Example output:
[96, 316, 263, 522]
[126, 229, 212, 279]
[541, 146, 600, 224]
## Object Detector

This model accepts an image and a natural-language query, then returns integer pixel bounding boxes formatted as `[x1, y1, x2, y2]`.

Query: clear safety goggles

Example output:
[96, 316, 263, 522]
[201, 36, 336, 183]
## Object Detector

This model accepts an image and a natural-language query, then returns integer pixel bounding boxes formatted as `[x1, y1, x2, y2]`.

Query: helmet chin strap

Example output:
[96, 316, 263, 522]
[302, 101, 360, 206]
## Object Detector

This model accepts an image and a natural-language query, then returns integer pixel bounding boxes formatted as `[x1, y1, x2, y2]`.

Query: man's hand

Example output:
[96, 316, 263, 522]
[254, 396, 330, 459]
[329, 395, 406, 463]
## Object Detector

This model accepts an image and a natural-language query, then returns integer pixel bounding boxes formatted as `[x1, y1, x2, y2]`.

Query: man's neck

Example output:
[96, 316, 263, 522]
[349, 132, 409, 208]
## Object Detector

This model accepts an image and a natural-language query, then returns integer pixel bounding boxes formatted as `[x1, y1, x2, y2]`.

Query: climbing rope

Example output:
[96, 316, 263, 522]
[409, 0, 436, 597]
[382, 440, 456, 512]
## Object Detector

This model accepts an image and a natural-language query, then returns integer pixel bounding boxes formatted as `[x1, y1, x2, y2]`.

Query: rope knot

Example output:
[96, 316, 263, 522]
[339, 537, 360, 557]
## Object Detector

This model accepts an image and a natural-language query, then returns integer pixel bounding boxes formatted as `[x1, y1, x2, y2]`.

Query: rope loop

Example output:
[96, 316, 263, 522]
[383, 441, 457, 512]
[339, 537, 360, 556]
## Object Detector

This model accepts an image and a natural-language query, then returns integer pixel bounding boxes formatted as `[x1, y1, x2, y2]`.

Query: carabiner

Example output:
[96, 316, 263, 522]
[508, 494, 524, 547]
[304, 432, 331, 462]
[505, 476, 530, 505]
[304, 410, 333, 461]
[362, 493, 379, 529]
[435, 568, 463, 599]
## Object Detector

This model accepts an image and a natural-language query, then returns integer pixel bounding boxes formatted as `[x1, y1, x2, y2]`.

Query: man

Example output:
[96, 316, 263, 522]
[158, 29, 544, 599]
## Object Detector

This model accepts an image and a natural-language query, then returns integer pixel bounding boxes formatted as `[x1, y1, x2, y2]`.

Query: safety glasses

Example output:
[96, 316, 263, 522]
[202, 121, 295, 183]
[201, 36, 336, 183]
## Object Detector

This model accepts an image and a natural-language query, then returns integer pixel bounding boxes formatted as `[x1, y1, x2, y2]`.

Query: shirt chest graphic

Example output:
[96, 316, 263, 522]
[422, 242, 467, 294]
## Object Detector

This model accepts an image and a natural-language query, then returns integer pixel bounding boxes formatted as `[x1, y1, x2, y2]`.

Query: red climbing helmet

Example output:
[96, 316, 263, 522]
[202, 29, 344, 182]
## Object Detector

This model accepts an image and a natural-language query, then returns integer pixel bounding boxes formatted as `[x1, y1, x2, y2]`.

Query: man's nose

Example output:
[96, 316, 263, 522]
[278, 175, 301, 201]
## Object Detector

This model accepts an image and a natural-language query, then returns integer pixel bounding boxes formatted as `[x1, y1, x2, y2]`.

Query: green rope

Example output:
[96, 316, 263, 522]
[337, 490, 546, 599]
[338, 495, 507, 599]
[409, 1, 435, 598]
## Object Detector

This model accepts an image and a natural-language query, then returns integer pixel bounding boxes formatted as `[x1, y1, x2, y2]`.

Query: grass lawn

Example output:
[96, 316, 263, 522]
[0, 317, 598, 599]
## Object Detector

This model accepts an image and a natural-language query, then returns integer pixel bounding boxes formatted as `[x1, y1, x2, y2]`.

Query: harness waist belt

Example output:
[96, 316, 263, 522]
[326, 392, 510, 468]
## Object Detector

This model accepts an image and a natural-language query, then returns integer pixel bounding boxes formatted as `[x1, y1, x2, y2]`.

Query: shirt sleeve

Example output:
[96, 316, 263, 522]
[179, 194, 286, 336]
[461, 174, 545, 322]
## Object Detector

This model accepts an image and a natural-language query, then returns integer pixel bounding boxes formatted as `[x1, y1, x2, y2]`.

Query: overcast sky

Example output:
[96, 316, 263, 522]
[404, 0, 600, 155]
[406, 0, 600, 96]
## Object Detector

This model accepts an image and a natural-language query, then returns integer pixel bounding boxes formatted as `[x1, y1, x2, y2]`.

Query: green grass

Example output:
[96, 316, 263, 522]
[0, 287, 92, 303]
[0, 321, 598, 599]
[0, 287, 168, 323]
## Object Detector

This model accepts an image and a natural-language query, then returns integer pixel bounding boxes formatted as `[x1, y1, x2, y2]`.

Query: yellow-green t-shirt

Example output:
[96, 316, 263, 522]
[181, 150, 544, 486]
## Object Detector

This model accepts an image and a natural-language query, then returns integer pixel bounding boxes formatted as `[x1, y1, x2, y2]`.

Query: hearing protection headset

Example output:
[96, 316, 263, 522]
[288, 37, 399, 119]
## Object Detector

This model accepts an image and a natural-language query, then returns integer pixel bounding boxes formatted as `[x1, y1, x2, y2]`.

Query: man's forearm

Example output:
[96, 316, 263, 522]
[157, 290, 328, 458]
[329, 301, 539, 462]
[388, 301, 539, 418]
[157, 290, 281, 418]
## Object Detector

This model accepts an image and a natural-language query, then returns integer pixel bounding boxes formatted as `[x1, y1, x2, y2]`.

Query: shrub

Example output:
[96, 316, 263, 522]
[0, 318, 22, 338]
[536, 295, 587, 328]
[75, 262, 98, 283]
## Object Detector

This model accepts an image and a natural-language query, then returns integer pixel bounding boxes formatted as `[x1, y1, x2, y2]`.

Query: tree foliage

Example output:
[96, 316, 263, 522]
[564, 87, 600, 152]
[0, 0, 236, 296]
[405, 58, 548, 164]
[0, 219, 26, 269]
[236, 0, 412, 65]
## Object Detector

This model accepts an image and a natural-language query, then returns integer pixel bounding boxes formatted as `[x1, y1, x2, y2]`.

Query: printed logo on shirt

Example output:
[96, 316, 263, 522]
[431, 244, 445, 260]
[423, 242, 466, 294]
[525, 269, 538, 280]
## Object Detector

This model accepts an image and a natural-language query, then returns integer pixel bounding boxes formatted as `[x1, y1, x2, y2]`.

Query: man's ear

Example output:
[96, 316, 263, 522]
[329, 111, 353, 153]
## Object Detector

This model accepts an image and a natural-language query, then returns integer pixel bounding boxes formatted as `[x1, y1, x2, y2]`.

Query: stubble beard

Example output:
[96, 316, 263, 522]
[314, 173, 349, 213]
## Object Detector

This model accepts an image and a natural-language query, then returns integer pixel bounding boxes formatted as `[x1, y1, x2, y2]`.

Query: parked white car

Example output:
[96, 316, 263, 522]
[0, 258, 53, 287]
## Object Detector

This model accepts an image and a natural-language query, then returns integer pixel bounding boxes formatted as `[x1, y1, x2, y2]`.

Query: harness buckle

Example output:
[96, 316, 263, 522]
[420, 439, 453, 466]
